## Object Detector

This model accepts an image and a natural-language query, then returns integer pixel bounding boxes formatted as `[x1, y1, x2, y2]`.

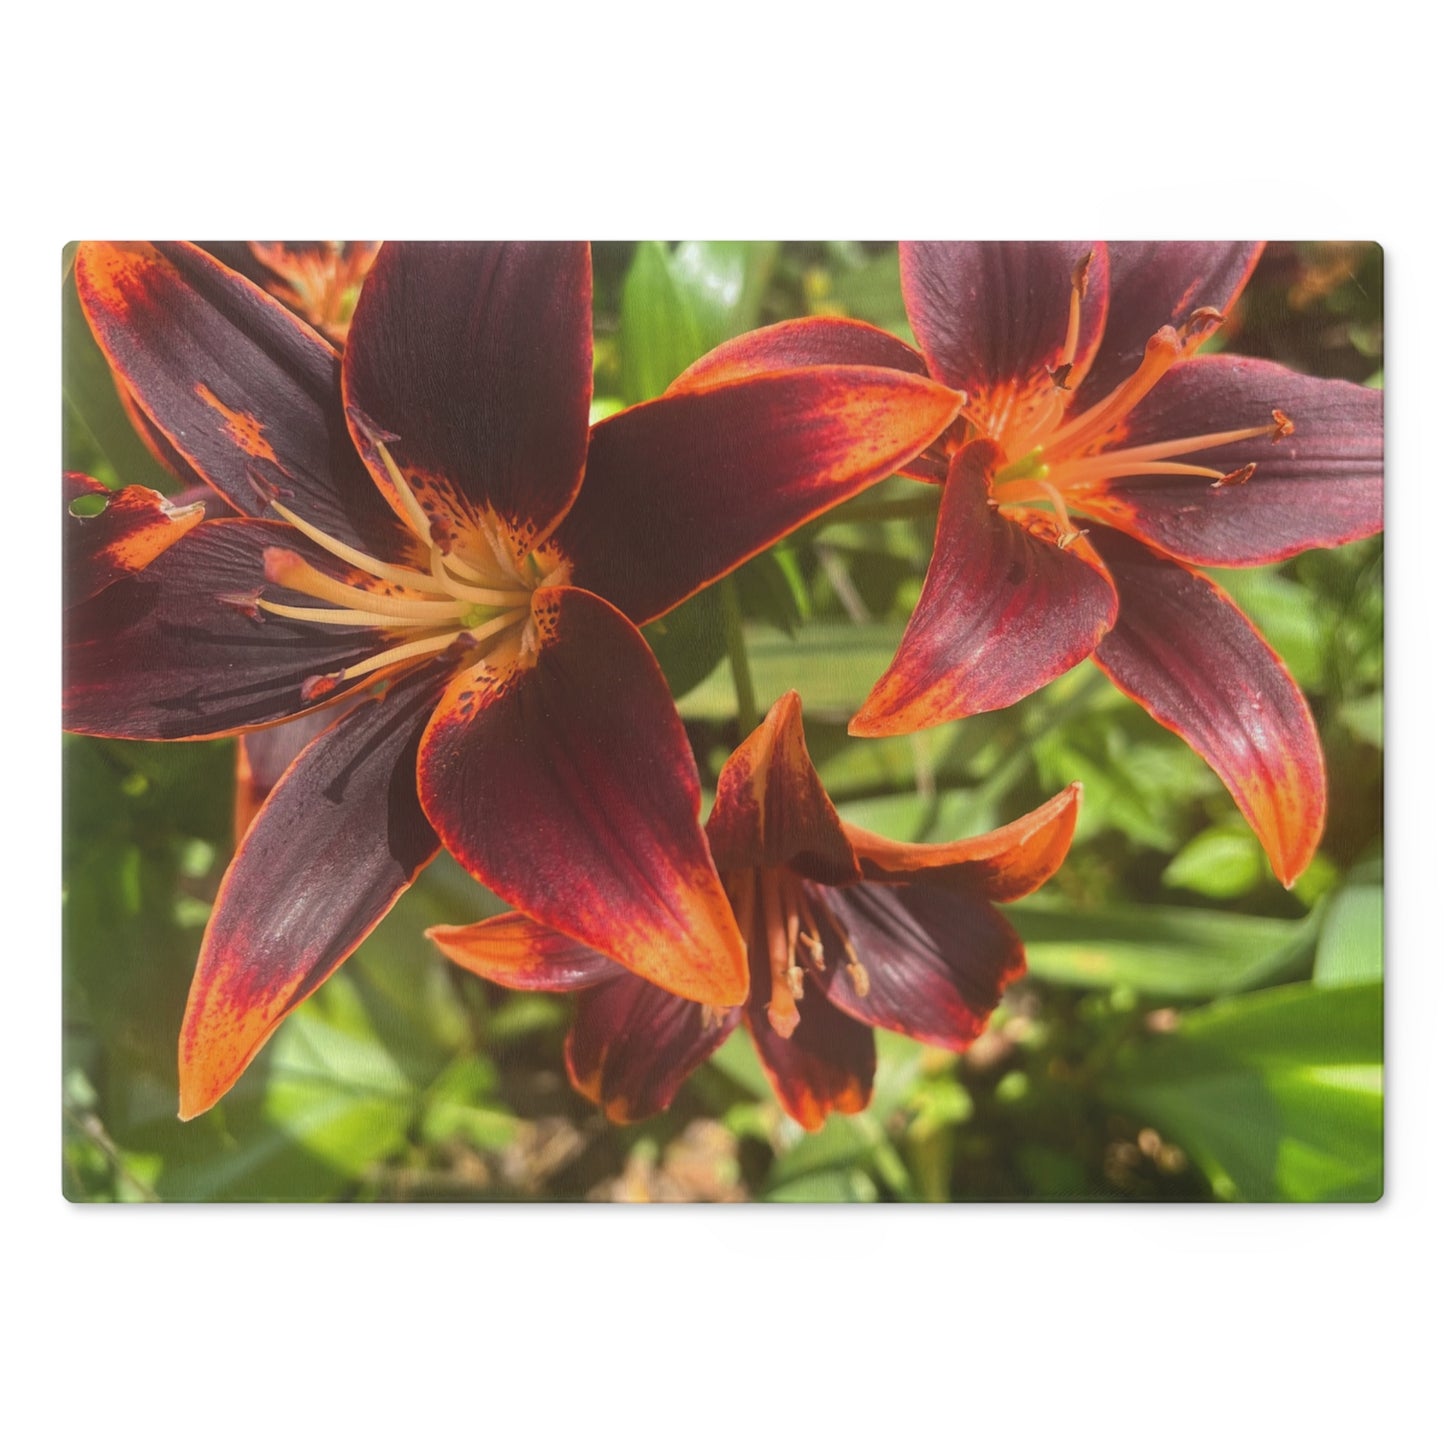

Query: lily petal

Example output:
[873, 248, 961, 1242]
[816, 881, 1025, 1051]
[342, 242, 592, 555]
[1075, 242, 1264, 408]
[428, 912, 627, 992]
[1072, 356, 1384, 565]
[850, 441, 1118, 734]
[1089, 526, 1326, 886]
[744, 969, 875, 1131]
[65, 473, 205, 606]
[565, 973, 740, 1124]
[843, 782, 1081, 902]
[900, 241, 1108, 396]
[74, 241, 404, 556]
[416, 585, 747, 1007]
[556, 366, 962, 625]
[178, 667, 445, 1118]
[65, 519, 411, 739]
[706, 691, 860, 885]
[234, 704, 346, 840]
[667, 316, 931, 392]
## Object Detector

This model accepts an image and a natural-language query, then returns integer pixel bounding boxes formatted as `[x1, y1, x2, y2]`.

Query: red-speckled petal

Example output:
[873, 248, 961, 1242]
[1089, 525, 1325, 886]
[850, 441, 1118, 735]
[842, 782, 1081, 902]
[177, 666, 445, 1118]
[814, 880, 1025, 1051]
[556, 366, 962, 624]
[64, 472, 205, 606]
[64, 518, 415, 740]
[417, 585, 747, 1007]
[706, 691, 860, 885]
[1070, 356, 1383, 564]
[428, 912, 627, 992]
[900, 241, 1108, 396]
[343, 241, 592, 555]
[565, 973, 740, 1124]
[74, 241, 406, 558]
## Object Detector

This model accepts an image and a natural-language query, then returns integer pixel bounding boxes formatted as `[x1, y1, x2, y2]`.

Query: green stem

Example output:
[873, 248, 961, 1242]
[719, 576, 759, 735]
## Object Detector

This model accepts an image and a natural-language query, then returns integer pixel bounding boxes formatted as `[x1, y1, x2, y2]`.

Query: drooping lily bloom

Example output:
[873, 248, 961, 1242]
[431, 692, 1080, 1130]
[673, 243, 1383, 886]
[67, 241, 962, 1118]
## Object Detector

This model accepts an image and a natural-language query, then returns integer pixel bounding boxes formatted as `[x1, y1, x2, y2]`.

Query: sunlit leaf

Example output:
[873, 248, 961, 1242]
[618, 241, 704, 403]
[1103, 982, 1383, 1201]
[1314, 871, 1384, 990]
[676, 619, 903, 721]
[1163, 823, 1268, 899]
[1009, 897, 1313, 999]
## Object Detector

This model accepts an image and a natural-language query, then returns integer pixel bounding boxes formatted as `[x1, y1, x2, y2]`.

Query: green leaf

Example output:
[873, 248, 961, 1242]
[765, 1166, 878, 1202]
[1213, 567, 1327, 692]
[669, 240, 778, 351]
[643, 587, 728, 700]
[1163, 824, 1267, 899]
[618, 241, 704, 404]
[675, 619, 903, 722]
[1314, 882, 1384, 989]
[823, 249, 912, 339]
[1338, 691, 1384, 749]
[1103, 982, 1383, 1201]
[1009, 897, 1312, 999]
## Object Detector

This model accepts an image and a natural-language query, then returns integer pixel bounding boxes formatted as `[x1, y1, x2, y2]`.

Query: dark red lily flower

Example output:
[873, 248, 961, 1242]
[66, 241, 961, 1118]
[673, 243, 1383, 886]
[431, 692, 1079, 1130]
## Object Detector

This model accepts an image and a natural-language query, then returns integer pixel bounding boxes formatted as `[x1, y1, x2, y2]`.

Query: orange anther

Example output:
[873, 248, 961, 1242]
[1271, 409, 1296, 441]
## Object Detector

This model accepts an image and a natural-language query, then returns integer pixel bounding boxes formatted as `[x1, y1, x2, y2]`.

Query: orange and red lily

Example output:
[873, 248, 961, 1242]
[431, 692, 1080, 1130]
[675, 243, 1383, 886]
[66, 241, 962, 1118]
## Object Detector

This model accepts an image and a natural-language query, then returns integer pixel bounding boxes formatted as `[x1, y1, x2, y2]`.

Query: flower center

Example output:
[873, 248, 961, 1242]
[727, 868, 870, 1039]
[947, 251, 1295, 546]
[253, 436, 570, 701]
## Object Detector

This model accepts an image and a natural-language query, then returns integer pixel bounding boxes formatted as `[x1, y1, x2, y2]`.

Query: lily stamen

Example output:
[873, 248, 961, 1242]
[1042, 326, 1184, 461]
[302, 629, 463, 699]
[1059, 249, 1094, 373]
[428, 550, 532, 607]
[263, 549, 466, 623]
[761, 869, 801, 1038]
[268, 498, 452, 594]
[370, 435, 436, 544]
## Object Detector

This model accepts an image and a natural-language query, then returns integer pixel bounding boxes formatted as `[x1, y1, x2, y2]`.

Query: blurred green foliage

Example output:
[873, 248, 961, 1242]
[63, 242, 1383, 1202]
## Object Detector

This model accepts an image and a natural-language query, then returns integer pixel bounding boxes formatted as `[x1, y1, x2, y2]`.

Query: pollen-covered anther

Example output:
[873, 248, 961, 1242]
[1055, 526, 1086, 549]
[1212, 462, 1257, 489]
[845, 961, 871, 999]
[1271, 409, 1296, 442]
